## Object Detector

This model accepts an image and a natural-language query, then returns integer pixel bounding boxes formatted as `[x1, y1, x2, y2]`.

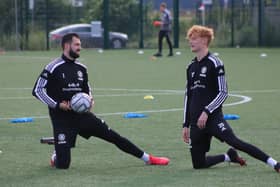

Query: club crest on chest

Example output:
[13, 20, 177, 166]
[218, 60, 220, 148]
[77, 70, 84, 81]
[200, 66, 207, 77]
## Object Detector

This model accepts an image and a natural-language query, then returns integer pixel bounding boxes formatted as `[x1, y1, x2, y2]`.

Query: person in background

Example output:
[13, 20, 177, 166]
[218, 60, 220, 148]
[154, 2, 173, 57]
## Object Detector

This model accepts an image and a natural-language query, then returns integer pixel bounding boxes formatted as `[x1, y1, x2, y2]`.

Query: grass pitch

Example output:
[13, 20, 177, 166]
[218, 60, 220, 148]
[0, 48, 279, 187]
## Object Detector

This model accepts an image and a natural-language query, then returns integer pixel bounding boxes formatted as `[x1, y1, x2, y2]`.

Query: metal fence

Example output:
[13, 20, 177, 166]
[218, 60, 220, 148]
[1, 0, 280, 51]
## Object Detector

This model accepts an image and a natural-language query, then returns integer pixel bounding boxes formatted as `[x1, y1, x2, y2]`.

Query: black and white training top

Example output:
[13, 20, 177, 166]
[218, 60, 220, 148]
[160, 8, 172, 31]
[183, 52, 228, 128]
[32, 54, 92, 118]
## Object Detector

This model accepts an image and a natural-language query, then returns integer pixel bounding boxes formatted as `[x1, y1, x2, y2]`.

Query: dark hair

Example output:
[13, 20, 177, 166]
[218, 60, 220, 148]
[61, 33, 80, 49]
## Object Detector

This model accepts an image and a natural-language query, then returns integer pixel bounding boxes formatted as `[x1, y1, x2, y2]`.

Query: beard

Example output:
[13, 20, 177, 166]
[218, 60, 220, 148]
[69, 48, 80, 59]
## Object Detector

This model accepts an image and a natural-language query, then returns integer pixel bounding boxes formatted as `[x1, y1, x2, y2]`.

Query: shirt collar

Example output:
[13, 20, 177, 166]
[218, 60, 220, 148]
[62, 54, 75, 63]
[195, 52, 210, 63]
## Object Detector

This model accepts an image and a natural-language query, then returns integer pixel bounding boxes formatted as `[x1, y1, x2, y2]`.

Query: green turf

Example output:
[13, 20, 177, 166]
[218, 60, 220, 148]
[0, 48, 280, 187]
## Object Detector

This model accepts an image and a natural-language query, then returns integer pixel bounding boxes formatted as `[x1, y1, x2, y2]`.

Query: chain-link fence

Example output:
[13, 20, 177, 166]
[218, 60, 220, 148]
[1, 0, 280, 50]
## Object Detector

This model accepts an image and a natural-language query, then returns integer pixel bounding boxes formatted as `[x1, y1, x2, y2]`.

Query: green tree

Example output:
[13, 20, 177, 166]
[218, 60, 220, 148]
[82, 0, 139, 36]
[0, 0, 15, 35]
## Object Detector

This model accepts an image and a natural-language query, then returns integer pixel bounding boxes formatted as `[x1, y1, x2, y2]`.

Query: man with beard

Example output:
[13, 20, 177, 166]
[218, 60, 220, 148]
[32, 33, 169, 169]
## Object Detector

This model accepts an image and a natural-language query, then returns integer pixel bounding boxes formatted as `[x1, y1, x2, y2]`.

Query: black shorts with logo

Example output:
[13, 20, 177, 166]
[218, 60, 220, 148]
[189, 113, 233, 152]
[51, 112, 111, 148]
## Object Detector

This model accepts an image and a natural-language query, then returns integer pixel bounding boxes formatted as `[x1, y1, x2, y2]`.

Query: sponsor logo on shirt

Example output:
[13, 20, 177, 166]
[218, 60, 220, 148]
[62, 82, 82, 92]
[191, 80, 206, 90]
[68, 83, 80, 87]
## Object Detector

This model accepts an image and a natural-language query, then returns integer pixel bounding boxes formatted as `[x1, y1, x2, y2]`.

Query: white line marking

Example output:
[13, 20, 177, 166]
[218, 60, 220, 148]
[0, 108, 184, 121]
[0, 88, 32, 90]
[98, 108, 183, 117]
[231, 89, 280, 94]
[0, 93, 252, 121]
[0, 55, 53, 60]
[0, 87, 182, 93]
[0, 55, 85, 62]
[225, 94, 252, 106]
[0, 96, 33, 100]
[0, 87, 279, 94]
[0, 92, 250, 101]
[94, 88, 183, 93]
[0, 92, 183, 100]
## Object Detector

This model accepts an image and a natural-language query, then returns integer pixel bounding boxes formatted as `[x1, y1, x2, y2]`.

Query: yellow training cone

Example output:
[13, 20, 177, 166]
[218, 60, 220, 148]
[144, 95, 154, 100]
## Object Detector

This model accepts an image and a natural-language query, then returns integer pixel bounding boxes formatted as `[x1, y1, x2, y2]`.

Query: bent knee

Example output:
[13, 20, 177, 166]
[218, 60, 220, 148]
[193, 165, 205, 169]
[192, 162, 207, 169]
[56, 161, 70, 169]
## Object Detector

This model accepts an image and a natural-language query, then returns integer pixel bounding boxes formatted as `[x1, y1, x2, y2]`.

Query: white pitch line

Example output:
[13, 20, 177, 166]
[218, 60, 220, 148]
[94, 92, 182, 97]
[0, 88, 32, 90]
[0, 55, 85, 62]
[225, 94, 252, 106]
[0, 55, 53, 60]
[0, 92, 248, 101]
[94, 88, 183, 93]
[0, 94, 252, 121]
[97, 108, 183, 117]
[0, 87, 279, 94]
[0, 87, 183, 93]
[0, 96, 33, 100]
[231, 89, 280, 94]
[0, 108, 184, 121]
[0, 92, 183, 100]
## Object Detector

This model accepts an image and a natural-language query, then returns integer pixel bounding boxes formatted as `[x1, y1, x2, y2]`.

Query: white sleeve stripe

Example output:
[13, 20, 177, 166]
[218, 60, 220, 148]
[183, 81, 188, 124]
[219, 75, 227, 91]
[45, 58, 65, 73]
[49, 61, 65, 73]
[88, 83, 92, 97]
[207, 76, 227, 108]
[207, 92, 227, 112]
[183, 92, 188, 123]
[36, 78, 57, 107]
[206, 76, 227, 112]
[74, 61, 88, 69]
[34, 77, 57, 108]
[206, 76, 228, 113]
[206, 92, 227, 113]
[208, 55, 223, 68]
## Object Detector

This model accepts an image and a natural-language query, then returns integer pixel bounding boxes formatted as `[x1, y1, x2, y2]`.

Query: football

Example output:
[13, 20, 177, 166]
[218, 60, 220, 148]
[70, 92, 93, 113]
[153, 20, 162, 27]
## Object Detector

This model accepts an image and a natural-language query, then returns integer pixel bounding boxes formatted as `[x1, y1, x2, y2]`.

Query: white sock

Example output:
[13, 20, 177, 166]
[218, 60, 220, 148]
[267, 157, 277, 168]
[141, 152, 150, 163]
[224, 154, 231, 162]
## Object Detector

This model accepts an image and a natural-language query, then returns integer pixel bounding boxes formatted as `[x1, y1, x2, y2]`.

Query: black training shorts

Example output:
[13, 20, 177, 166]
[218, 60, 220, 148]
[189, 113, 233, 152]
[51, 112, 110, 148]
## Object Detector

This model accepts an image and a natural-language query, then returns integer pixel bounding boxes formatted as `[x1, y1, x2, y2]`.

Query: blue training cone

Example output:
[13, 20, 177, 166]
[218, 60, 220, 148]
[10, 117, 34, 123]
[123, 113, 148, 119]
[223, 114, 240, 120]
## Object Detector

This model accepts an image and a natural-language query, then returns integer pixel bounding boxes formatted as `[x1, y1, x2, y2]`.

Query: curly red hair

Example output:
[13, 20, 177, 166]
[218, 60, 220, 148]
[187, 25, 214, 45]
